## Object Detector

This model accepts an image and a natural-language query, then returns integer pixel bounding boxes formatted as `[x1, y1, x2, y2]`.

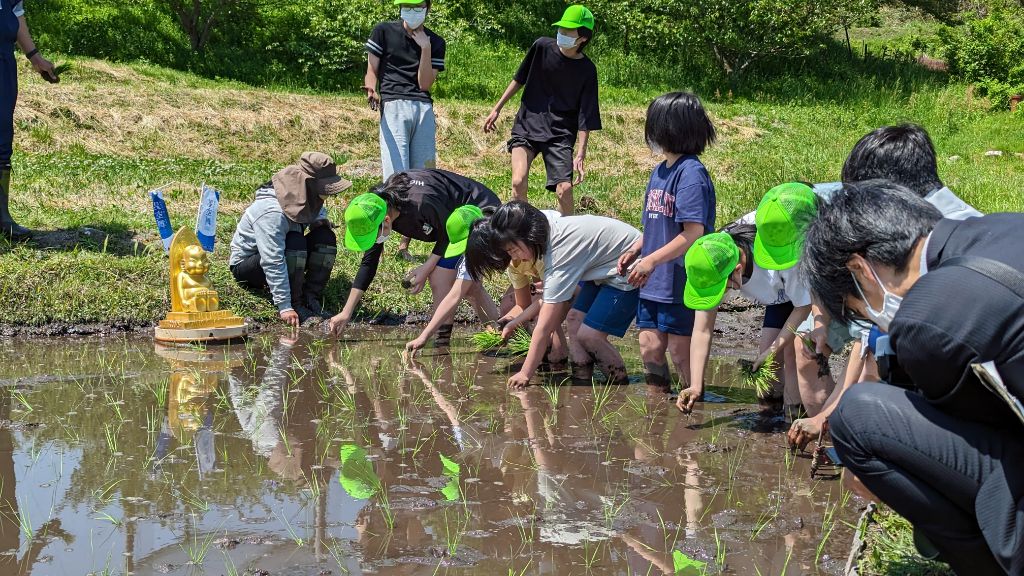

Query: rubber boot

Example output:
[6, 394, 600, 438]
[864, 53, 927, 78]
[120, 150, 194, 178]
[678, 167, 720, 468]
[303, 244, 337, 316]
[0, 165, 31, 241]
[286, 248, 315, 321]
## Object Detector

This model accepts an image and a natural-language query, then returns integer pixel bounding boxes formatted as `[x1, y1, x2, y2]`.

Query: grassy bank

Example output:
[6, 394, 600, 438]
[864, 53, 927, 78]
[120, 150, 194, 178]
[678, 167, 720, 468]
[0, 56, 1022, 329]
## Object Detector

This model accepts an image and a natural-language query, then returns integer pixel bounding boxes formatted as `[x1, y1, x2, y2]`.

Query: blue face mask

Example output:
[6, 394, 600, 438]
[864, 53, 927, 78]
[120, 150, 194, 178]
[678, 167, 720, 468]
[556, 32, 579, 49]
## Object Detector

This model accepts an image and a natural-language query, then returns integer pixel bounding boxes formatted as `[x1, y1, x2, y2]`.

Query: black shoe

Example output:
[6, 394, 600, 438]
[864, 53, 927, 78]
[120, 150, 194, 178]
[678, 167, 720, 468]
[0, 221, 31, 241]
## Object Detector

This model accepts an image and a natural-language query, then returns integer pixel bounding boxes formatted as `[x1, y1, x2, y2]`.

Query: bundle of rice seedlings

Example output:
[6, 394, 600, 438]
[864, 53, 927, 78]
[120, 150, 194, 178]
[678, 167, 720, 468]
[507, 328, 533, 357]
[470, 328, 504, 352]
[791, 327, 831, 378]
[737, 352, 779, 397]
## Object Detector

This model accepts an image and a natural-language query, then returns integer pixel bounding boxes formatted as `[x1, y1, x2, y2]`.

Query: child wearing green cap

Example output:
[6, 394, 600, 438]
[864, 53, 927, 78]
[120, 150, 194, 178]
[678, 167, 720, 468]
[328, 169, 500, 341]
[680, 218, 813, 414]
[616, 92, 717, 393]
[405, 205, 502, 352]
[483, 5, 600, 216]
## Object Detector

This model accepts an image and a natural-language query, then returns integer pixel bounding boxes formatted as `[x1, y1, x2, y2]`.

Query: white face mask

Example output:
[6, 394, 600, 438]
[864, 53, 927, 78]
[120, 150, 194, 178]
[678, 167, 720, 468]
[851, 262, 902, 331]
[376, 231, 389, 245]
[401, 7, 427, 29]
[555, 32, 579, 49]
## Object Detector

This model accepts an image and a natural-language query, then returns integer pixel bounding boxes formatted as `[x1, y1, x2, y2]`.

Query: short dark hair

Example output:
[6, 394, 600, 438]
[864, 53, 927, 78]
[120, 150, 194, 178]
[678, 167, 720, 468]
[842, 124, 944, 197]
[576, 26, 594, 51]
[800, 180, 942, 323]
[371, 172, 413, 211]
[465, 201, 549, 280]
[645, 92, 716, 156]
[722, 221, 756, 258]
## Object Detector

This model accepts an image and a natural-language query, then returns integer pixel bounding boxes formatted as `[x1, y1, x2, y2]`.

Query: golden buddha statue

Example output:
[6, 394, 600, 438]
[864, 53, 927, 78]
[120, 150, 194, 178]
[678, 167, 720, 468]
[155, 227, 248, 343]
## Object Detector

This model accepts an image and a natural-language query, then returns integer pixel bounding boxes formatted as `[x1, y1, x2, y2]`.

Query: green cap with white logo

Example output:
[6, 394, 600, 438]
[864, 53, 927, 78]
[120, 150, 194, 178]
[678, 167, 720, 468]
[553, 5, 595, 30]
[752, 182, 817, 270]
[444, 205, 485, 258]
[684, 233, 740, 310]
[344, 193, 388, 252]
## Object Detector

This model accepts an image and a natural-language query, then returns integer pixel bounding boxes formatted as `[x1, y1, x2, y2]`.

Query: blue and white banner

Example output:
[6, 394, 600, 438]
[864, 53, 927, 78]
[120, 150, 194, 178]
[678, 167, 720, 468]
[150, 188, 174, 253]
[196, 184, 221, 253]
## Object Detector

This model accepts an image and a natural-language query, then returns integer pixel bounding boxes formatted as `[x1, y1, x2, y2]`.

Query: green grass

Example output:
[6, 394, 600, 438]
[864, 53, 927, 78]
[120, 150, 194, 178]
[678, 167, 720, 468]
[859, 507, 955, 576]
[0, 52, 1022, 328]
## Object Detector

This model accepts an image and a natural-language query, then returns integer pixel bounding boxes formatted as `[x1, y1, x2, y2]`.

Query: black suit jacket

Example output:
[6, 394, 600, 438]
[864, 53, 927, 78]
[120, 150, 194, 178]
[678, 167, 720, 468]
[890, 214, 1024, 427]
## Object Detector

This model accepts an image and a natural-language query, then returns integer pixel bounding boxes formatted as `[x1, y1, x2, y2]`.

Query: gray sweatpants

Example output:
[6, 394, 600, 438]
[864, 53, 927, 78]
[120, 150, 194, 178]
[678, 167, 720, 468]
[380, 99, 437, 178]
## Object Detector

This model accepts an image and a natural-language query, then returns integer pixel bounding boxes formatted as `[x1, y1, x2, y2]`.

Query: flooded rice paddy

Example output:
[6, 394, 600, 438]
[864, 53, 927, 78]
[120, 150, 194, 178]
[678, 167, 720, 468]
[0, 330, 863, 575]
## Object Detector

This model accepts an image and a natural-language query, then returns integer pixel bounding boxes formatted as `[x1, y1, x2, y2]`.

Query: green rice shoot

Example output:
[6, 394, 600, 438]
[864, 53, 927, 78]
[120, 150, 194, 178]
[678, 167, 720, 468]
[507, 328, 532, 357]
[737, 352, 779, 397]
[470, 328, 504, 352]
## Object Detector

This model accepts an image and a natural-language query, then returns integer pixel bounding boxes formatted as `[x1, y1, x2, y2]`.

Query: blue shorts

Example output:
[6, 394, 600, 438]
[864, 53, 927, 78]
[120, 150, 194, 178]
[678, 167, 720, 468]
[571, 281, 639, 338]
[763, 301, 795, 330]
[437, 255, 461, 270]
[636, 298, 695, 336]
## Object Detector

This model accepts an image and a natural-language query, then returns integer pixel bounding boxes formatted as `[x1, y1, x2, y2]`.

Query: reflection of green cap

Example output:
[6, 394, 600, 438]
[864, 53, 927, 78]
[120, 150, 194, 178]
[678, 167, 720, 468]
[552, 5, 595, 30]
[444, 205, 485, 258]
[684, 233, 740, 310]
[439, 454, 461, 501]
[338, 444, 381, 500]
[344, 193, 388, 252]
[753, 183, 817, 270]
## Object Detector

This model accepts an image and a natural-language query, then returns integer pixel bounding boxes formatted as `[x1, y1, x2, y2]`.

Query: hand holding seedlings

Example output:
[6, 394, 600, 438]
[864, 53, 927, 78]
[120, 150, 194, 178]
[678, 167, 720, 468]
[676, 386, 704, 414]
[788, 415, 826, 451]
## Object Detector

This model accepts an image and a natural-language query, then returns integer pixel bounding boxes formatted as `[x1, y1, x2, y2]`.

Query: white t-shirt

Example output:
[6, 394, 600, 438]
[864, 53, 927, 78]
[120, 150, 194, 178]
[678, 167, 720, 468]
[540, 211, 642, 303]
[736, 211, 812, 307]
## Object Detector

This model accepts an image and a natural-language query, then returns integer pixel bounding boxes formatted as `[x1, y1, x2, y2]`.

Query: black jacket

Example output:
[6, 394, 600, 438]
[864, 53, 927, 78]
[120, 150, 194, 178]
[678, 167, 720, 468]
[890, 214, 1024, 428]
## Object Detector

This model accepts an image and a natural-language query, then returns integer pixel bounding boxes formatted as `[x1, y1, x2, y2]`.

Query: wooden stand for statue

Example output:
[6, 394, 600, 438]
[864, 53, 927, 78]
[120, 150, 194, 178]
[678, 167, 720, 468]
[154, 228, 248, 343]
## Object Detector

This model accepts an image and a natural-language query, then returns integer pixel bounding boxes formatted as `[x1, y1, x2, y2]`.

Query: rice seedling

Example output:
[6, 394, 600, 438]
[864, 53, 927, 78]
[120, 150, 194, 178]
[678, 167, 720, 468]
[507, 329, 532, 357]
[737, 352, 779, 397]
[10, 389, 33, 413]
[470, 328, 504, 352]
[180, 514, 219, 565]
[275, 508, 307, 547]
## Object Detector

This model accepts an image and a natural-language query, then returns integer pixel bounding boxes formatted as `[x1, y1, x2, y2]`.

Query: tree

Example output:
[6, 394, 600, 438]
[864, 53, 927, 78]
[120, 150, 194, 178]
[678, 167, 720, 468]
[162, 0, 242, 52]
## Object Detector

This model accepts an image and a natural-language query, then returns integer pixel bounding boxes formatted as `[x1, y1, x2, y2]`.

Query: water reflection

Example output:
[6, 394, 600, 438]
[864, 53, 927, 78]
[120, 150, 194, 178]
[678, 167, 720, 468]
[0, 331, 859, 575]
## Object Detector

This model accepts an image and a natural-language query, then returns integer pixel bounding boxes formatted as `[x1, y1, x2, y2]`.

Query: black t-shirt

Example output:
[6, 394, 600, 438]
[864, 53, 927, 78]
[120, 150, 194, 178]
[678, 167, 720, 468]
[366, 21, 446, 104]
[889, 215, 1024, 428]
[351, 170, 500, 291]
[511, 37, 601, 143]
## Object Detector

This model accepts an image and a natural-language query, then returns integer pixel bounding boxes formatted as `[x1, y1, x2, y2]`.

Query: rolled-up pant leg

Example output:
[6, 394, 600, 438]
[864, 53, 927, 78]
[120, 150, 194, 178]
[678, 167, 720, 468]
[830, 382, 1023, 575]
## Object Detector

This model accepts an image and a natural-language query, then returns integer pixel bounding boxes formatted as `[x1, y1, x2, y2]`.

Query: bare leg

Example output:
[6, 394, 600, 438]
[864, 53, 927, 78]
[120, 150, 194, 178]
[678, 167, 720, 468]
[758, 327, 785, 401]
[796, 345, 835, 417]
[466, 281, 500, 323]
[566, 309, 593, 380]
[639, 328, 670, 388]
[548, 324, 569, 365]
[577, 325, 628, 384]
[666, 334, 692, 389]
[555, 181, 574, 216]
[510, 147, 535, 203]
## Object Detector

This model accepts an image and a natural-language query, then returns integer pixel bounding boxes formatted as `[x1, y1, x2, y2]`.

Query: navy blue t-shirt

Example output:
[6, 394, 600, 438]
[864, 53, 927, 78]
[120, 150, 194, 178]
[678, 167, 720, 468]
[639, 156, 716, 304]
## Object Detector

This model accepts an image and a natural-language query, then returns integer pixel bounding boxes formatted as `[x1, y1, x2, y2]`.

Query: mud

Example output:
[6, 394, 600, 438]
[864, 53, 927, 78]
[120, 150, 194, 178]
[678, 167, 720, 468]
[0, 328, 863, 575]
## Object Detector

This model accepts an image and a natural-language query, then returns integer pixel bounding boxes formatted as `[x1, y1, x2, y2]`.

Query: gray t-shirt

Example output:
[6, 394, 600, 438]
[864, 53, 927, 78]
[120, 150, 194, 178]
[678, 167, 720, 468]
[540, 211, 642, 303]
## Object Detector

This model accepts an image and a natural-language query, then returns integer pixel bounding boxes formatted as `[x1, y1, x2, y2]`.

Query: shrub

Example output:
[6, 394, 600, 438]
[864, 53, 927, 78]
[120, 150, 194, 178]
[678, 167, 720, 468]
[939, 7, 1024, 107]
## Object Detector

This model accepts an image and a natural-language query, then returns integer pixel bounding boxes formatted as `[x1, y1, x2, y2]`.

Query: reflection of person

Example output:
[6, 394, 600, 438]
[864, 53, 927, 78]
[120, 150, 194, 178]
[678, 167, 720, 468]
[801, 181, 1024, 573]
[483, 5, 600, 215]
[467, 202, 641, 387]
[329, 170, 500, 341]
[1, 0, 55, 240]
[364, 0, 447, 261]
[229, 152, 352, 326]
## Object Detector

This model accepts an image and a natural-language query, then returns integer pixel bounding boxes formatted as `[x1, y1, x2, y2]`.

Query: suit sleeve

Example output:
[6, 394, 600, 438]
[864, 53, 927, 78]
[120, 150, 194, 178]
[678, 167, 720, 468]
[890, 315, 980, 403]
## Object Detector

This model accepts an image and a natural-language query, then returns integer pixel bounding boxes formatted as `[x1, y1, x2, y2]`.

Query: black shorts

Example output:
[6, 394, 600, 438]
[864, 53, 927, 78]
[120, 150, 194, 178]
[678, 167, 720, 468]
[507, 135, 574, 191]
[762, 301, 795, 330]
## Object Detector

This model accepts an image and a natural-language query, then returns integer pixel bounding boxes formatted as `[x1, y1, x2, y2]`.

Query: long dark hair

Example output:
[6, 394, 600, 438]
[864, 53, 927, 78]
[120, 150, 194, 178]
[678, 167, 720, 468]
[465, 201, 550, 280]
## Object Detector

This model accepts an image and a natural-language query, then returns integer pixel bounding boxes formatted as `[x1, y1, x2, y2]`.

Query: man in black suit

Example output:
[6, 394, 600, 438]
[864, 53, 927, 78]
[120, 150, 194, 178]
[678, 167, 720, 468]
[801, 180, 1024, 575]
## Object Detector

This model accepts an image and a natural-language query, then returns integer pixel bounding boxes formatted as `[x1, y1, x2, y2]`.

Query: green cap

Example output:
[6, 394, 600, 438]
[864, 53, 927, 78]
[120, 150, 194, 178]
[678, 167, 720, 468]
[552, 5, 595, 30]
[684, 232, 740, 310]
[444, 205, 485, 258]
[394, 0, 425, 5]
[753, 182, 817, 270]
[344, 193, 388, 252]
[338, 444, 381, 500]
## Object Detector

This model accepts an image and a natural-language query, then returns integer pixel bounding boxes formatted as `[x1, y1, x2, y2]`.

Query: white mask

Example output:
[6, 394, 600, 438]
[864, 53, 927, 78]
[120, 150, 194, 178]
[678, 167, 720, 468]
[401, 7, 427, 29]
[851, 262, 902, 331]
[555, 32, 579, 49]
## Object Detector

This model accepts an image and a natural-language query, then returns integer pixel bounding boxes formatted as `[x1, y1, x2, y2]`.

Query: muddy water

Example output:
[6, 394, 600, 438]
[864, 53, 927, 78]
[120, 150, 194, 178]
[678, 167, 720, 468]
[0, 330, 862, 575]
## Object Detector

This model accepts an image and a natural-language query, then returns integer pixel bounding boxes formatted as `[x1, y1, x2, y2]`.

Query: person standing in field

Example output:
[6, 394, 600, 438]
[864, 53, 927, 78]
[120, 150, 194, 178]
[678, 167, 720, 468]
[483, 5, 601, 216]
[1, 0, 56, 240]
[364, 0, 447, 261]
[617, 92, 716, 394]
